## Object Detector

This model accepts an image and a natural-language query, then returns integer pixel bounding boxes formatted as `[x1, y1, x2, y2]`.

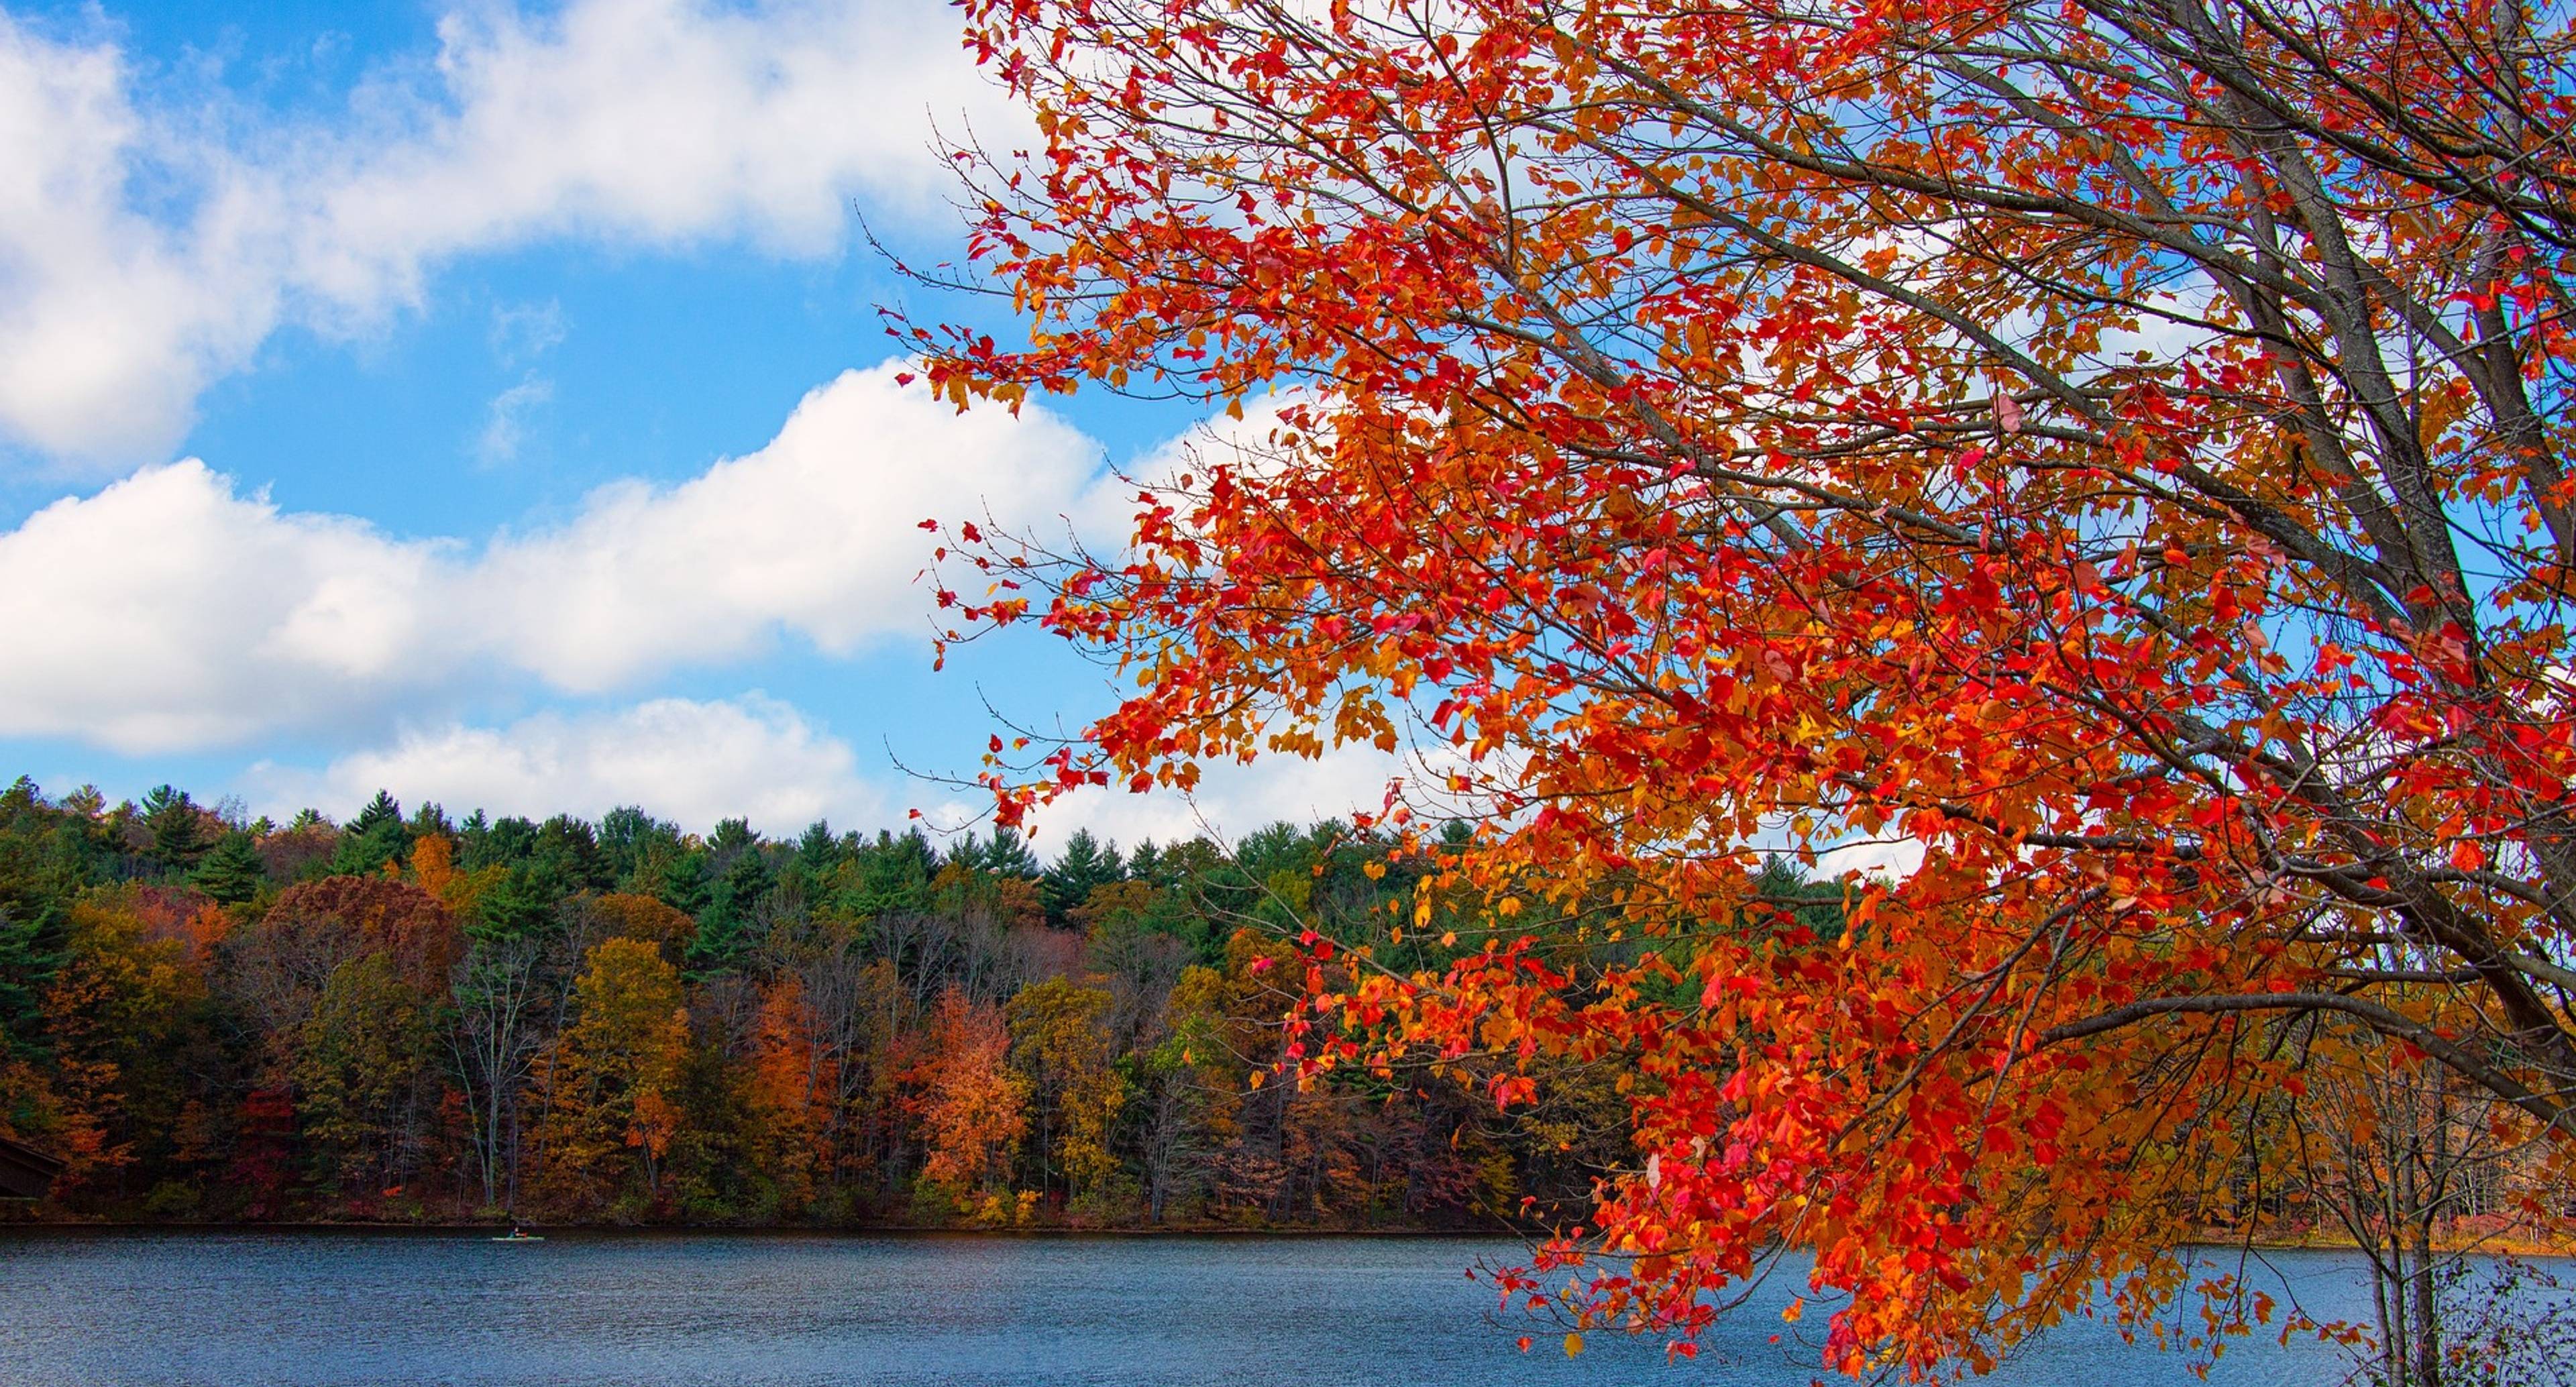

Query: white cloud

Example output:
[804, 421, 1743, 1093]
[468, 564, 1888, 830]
[1024, 742, 1419, 850]
[0, 362, 1103, 752]
[476, 374, 553, 464]
[0, 460, 452, 751]
[248, 694, 878, 834]
[1016, 727, 1520, 852]
[469, 361, 1101, 691]
[488, 299, 566, 366]
[0, 0, 1018, 465]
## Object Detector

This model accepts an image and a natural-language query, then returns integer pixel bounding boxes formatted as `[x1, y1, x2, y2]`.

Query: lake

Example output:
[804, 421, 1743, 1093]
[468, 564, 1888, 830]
[0, 1231, 2424, 1384]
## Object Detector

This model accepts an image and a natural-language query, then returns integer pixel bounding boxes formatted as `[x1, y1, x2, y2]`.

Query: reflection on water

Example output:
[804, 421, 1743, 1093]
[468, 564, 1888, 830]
[0, 1231, 2422, 1384]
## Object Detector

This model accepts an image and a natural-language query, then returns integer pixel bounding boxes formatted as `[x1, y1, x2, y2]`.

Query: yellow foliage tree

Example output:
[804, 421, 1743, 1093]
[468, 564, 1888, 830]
[1007, 976, 1124, 1207]
[535, 938, 690, 1211]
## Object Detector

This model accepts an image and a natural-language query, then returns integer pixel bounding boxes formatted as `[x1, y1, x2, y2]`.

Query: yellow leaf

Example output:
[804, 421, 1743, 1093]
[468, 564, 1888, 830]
[1564, 1333, 1585, 1358]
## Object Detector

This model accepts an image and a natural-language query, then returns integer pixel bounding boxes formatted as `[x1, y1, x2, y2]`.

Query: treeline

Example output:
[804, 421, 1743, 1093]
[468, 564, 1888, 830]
[0, 777, 1622, 1227]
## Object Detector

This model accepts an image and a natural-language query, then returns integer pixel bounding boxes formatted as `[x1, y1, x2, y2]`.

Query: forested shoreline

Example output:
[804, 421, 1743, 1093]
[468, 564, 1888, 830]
[0, 777, 1621, 1229]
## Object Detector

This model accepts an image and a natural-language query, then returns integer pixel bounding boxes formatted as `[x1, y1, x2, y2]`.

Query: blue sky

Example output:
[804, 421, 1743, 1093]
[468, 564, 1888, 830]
[0, 0, 1415, 846]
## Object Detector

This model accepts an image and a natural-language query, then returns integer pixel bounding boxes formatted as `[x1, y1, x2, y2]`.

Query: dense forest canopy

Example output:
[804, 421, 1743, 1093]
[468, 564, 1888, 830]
[0, 774, 1642, 1228]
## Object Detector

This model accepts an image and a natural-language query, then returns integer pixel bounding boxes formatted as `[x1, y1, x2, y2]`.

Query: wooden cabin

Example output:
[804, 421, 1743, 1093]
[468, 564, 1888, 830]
[0, 1134, 61, 1200]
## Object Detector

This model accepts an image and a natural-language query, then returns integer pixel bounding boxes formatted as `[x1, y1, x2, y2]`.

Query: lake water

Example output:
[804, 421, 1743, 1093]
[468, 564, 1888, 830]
[0, 1231, 2421, 1384]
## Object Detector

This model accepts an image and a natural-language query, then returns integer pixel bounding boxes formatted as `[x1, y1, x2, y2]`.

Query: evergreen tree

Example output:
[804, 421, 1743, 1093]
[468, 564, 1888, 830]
[845, 830, 936, 917]
[598, 806, 682, 887]
[708, 818, 761, 859]
[533, 815, 611, 893]
[192, 830, 266, 905]
[951, 827, 1042, 879]
[349, 790, 404, 838]
[464, 816, 539, 873]
[142, 784, 207, 872]
[0, 906, 60, 1058]
[689, 844, 775, 977]
[1040, 830, 1123, 926]
[331, 791, 411, 877]
[792, 820, 843, 879]
[1127, 839, 1166, 888]
[470, 867, 556, 941]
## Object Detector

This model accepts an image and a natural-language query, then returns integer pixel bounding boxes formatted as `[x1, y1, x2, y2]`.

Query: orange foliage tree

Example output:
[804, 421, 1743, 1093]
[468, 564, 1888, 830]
[914, 0, 2576, 1374]
[745, 974, 837, 1207]
[912, 987, 1028, 1211]
[38, 893, 209, 1199]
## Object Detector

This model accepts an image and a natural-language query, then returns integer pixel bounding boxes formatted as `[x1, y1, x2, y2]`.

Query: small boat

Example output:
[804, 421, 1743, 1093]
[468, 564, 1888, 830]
[490, 1231, 546, 1243]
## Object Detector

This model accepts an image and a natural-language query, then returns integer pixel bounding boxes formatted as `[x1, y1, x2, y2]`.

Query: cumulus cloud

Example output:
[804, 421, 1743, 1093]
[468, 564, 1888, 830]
[0, 461, 452, 750]
[248, 694, 879, 834]
[468, 361, 1102, 691]
[0, 0, 1018, 465]
[0, 362, 1104, 753]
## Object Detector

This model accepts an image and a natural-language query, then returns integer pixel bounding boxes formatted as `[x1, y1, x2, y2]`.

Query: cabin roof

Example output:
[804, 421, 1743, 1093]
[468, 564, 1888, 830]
[0, 1133, 62, 1200]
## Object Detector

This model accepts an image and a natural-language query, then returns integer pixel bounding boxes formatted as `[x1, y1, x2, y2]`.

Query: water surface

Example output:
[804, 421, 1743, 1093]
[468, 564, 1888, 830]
[0, 1230, 2406, 1384]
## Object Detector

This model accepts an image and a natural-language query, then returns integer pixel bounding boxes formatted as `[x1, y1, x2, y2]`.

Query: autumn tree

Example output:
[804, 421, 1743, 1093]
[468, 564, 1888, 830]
[535, 938, 691, 1212]
[912, 987, 1028, 1211]
[744, 973, 837, 1211]
[918, 0, 2576, 1373]
[584, 891, 699, 966]
[225, 877, 458, 1083]
[37, 891, 211, 1201]
[294, 951, 441, 1199]
[1006, 976, 1125, 1206]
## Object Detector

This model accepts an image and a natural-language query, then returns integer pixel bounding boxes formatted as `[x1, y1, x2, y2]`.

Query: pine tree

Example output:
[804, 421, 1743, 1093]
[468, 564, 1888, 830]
[1040, 830, 1123, 927]
[0, 905, 61, 1058]
[191, 830, 266, 905]
[349, 791, 403, 838]
[792, 820, 843, 880]
[688, 846, 775, 977]
[142, 785, 207, 873]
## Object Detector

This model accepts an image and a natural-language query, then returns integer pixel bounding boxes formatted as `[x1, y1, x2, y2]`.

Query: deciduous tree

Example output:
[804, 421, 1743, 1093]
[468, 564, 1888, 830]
[919, 0, 2576, 1372]
[1007, 976, 1124, 1205]
[912, 987, 1028, 1203]
[535, 938, 690, 1211]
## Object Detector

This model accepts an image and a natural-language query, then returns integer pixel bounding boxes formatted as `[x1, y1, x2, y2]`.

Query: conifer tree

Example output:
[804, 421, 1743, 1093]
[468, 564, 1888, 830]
[191, 830, 265, 905]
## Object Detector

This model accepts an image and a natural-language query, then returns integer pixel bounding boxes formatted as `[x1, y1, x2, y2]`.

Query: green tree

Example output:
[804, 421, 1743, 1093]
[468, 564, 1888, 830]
[0, 907, 60, 1059]
[329, 791, 409, 876]
[468, 868, 555, 942]
[533, 816, 611, 893]
[191, 831, 265, 906]
[841, 830, 935, 917]
[1039, 830, 1122, 927]
[140, 785, 207, 873]
[688, 826, 773, 977]
[294, 952, 439, 1196]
